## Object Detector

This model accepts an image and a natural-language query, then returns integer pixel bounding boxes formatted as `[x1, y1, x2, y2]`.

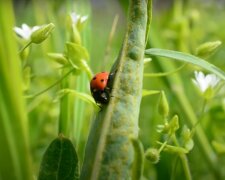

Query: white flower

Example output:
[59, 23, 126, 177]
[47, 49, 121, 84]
[70, 12, 88, 25]
[14, 24, 40, 40]
[192, 71, 220, 93]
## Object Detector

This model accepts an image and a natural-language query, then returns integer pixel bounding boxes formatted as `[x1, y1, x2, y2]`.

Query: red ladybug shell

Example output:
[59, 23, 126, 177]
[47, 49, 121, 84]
[90, 72, 109, 91]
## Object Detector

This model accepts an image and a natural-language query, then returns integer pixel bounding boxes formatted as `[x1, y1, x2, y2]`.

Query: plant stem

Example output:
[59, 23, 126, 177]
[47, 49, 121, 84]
[172, 135, 192, 180]
[58, 69, 72, 137]
[18, 41, 32, 54]
[179, 154, 192, 180]
[150, 26, 221, 179]
[25, 69, 74, 99]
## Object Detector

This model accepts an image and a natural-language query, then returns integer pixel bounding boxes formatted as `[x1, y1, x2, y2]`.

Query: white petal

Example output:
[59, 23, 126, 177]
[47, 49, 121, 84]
[14, 26, 29, 39]
[31, 26, 40, 33]
[70, 12, 79, 24]
[81, 15, 88, 23]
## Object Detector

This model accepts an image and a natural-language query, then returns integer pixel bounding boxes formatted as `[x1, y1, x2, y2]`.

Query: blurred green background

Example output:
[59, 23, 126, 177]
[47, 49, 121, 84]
[1, 0, 225, 179]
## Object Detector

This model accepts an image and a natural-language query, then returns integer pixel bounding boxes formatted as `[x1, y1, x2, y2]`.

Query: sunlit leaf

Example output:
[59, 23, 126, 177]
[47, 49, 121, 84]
[66, 42, 89, 64]
[142, 89, 160, 97]
[145, 48, 225, 80]
[47, 53, 68, 65]
[56, 89, 98, 109]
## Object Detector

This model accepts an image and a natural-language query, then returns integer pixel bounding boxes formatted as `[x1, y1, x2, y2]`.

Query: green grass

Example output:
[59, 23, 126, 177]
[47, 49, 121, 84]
[0, 0, 225, 180]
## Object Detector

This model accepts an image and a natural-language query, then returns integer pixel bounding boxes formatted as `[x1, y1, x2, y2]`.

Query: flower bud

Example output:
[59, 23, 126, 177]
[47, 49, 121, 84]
[31, 23, 55, 44]
[169, 115, 179, 134]
[158, 91, 169, 118]
[196, 40, 221, 59]
[145, 148, 160, 164]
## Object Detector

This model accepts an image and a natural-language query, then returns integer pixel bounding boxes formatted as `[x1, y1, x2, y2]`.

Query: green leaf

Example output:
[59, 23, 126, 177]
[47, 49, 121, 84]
[142, 89, 160, 97]
[47, 53, 68, 65]
[56, 89, 99, 109]
[145, 48, 225, 80]
[38, 134, 79, 180]
[66, 42, 89, 64]
[145, 0, 152, 44]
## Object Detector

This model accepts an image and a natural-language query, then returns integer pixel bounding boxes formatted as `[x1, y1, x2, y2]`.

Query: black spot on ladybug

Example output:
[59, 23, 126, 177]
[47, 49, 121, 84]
[100, 79, 104, 82]
[93, 77, 97, 80]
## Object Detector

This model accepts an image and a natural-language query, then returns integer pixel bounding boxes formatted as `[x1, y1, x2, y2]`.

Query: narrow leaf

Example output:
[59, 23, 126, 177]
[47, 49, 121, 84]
[56, 89, 98, 109]
[145, 48, 225, 80]
[142, 89, 160, 97]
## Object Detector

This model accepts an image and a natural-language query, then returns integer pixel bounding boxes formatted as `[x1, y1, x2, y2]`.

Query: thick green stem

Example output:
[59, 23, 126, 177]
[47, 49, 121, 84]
[80, 0, 148, 179]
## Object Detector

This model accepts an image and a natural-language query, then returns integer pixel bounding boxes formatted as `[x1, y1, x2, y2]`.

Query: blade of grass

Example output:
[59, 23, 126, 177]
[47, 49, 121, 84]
[0, 1, 33, 179]
[145, 48, 225, 80]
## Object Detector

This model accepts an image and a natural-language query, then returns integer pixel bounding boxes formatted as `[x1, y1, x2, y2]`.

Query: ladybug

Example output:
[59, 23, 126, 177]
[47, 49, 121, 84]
[90, 72, 114, 104]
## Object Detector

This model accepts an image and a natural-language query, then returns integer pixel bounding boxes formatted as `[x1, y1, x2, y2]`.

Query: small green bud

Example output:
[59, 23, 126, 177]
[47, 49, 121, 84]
[145, 148, 160, 164]
[169, 115, 179, 134]
[156, 122, 170, 134]
[158, 91, 169, 118]
[31, 23, 55, 44]
[196, 40, 221, 59]
[181, 126, 194, 151]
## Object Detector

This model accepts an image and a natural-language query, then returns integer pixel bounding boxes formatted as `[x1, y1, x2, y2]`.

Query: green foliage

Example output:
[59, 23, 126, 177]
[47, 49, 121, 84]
[1, 0, 225, 180]
[0, 1, 33, 180]
[145, 48, 225, 80]
[38, 134, 79, 180]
